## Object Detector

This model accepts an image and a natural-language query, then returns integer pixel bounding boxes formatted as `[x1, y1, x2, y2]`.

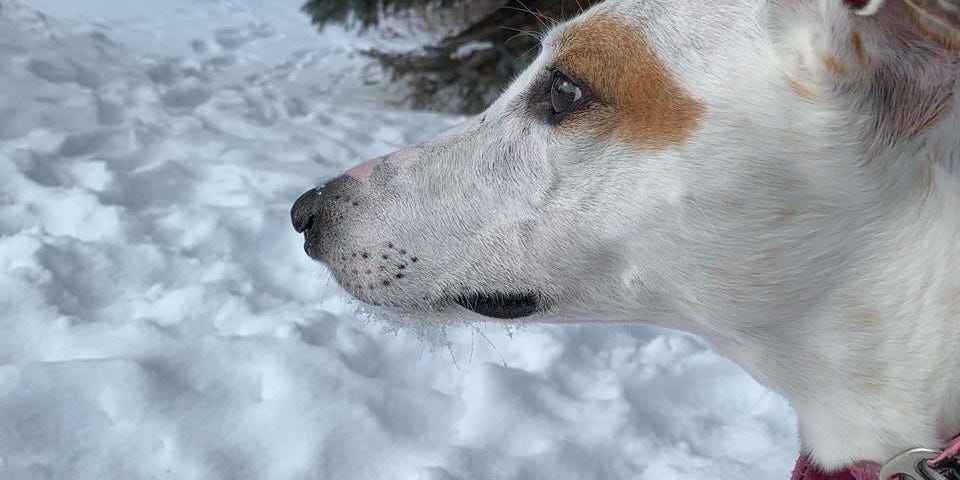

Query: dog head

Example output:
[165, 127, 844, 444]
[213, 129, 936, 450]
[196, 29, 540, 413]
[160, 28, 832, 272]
[292, 0, 958, 330]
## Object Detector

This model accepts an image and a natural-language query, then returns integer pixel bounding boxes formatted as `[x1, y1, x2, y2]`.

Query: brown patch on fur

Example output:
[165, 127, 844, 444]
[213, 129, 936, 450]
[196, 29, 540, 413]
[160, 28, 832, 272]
[553, 15, 706, 149]
[821, 55, 847, 78]
[777, 206, 800, 222]
[850, 31, 869, 67]
[784, 75, 819, 102]
[852, 306, 883, 330]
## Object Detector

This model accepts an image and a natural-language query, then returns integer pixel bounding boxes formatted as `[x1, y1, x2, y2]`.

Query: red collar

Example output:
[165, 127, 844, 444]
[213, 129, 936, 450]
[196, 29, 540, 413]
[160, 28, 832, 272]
[791, 436, 960, 480]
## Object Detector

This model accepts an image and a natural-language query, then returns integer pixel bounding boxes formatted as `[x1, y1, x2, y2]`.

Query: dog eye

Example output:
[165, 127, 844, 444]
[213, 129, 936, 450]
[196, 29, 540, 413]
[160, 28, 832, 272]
[550, 72, 584, 115]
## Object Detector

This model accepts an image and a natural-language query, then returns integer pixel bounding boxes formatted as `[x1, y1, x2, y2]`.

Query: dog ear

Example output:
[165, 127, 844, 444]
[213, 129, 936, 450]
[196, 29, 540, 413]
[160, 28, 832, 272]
[848, 0, 960, 49]
[768, 0, 959, 150]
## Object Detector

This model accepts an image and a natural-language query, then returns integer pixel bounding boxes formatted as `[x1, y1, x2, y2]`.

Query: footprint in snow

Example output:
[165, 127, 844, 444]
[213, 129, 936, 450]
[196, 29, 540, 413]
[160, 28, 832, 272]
[57, 129, 129, 158]
[214, 23, 275, 51]
[159, 85, 214, 111]
[28, 58, 101, 88]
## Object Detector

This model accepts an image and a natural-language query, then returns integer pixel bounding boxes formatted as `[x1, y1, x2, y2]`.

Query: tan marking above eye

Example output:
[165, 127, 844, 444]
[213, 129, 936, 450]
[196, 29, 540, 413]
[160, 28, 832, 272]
[552, 14, 705, 149]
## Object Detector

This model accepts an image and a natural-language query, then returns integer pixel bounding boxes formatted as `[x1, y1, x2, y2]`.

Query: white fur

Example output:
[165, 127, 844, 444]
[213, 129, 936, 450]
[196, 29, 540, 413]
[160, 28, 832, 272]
[305, 0, 960, 470]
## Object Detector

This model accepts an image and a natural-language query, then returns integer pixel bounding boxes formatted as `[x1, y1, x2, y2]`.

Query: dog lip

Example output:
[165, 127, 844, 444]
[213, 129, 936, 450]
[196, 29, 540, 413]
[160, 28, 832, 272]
[302, 239, 323, 261]
[455, 291, 543, 319]
[291, 188, 320, 234]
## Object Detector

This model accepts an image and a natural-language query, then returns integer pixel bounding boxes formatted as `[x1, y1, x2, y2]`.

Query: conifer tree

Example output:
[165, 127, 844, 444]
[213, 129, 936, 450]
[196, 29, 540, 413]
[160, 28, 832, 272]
[302, 0, 600, 113]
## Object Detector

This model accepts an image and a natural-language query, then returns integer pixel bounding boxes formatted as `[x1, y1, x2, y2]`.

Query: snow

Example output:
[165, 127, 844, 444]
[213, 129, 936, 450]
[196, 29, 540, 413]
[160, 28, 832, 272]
[0, 1, 799, 479]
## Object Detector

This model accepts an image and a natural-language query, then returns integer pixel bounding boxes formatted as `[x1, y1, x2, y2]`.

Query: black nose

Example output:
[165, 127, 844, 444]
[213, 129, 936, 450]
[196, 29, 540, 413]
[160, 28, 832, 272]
[291, 188, 320, 234]
[291, 176, 358, 259]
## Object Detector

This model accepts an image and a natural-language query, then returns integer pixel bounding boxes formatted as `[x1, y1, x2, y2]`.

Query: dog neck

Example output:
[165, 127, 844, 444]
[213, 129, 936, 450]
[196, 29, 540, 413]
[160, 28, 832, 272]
[716, 149, 960, 469]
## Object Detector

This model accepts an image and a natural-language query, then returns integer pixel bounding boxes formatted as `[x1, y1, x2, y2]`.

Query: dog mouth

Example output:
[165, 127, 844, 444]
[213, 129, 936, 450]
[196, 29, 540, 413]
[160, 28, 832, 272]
[454, 291, 544, 319]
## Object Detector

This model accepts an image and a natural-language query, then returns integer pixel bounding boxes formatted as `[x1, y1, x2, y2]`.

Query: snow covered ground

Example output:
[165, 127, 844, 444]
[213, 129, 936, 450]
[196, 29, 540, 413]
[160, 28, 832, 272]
[0, 1, 799, 479]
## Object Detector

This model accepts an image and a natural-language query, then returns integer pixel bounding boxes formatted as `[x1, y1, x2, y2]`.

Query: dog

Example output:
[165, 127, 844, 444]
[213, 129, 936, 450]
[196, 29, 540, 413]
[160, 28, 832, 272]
[292, 0, 960, 477]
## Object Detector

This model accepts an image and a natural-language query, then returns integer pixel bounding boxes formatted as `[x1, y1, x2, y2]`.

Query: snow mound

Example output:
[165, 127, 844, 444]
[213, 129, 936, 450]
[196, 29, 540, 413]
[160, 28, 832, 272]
[0, 1, 798, 479]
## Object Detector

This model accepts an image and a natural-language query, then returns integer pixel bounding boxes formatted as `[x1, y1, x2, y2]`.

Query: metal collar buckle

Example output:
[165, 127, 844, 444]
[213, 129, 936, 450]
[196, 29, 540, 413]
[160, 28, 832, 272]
[879, 448, 947, 480]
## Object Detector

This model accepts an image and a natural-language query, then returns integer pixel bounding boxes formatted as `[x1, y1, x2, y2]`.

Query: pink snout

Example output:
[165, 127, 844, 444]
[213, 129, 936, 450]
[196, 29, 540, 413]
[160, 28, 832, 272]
[345, 146, 420, 183]
[292, 145, 422, 260]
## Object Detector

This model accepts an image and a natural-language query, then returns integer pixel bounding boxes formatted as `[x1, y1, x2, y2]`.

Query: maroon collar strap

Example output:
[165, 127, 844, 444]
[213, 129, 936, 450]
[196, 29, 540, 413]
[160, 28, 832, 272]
[792, 436, 960, 480]
[791, 456, 879, 480]
[932, 438, 960, 480]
